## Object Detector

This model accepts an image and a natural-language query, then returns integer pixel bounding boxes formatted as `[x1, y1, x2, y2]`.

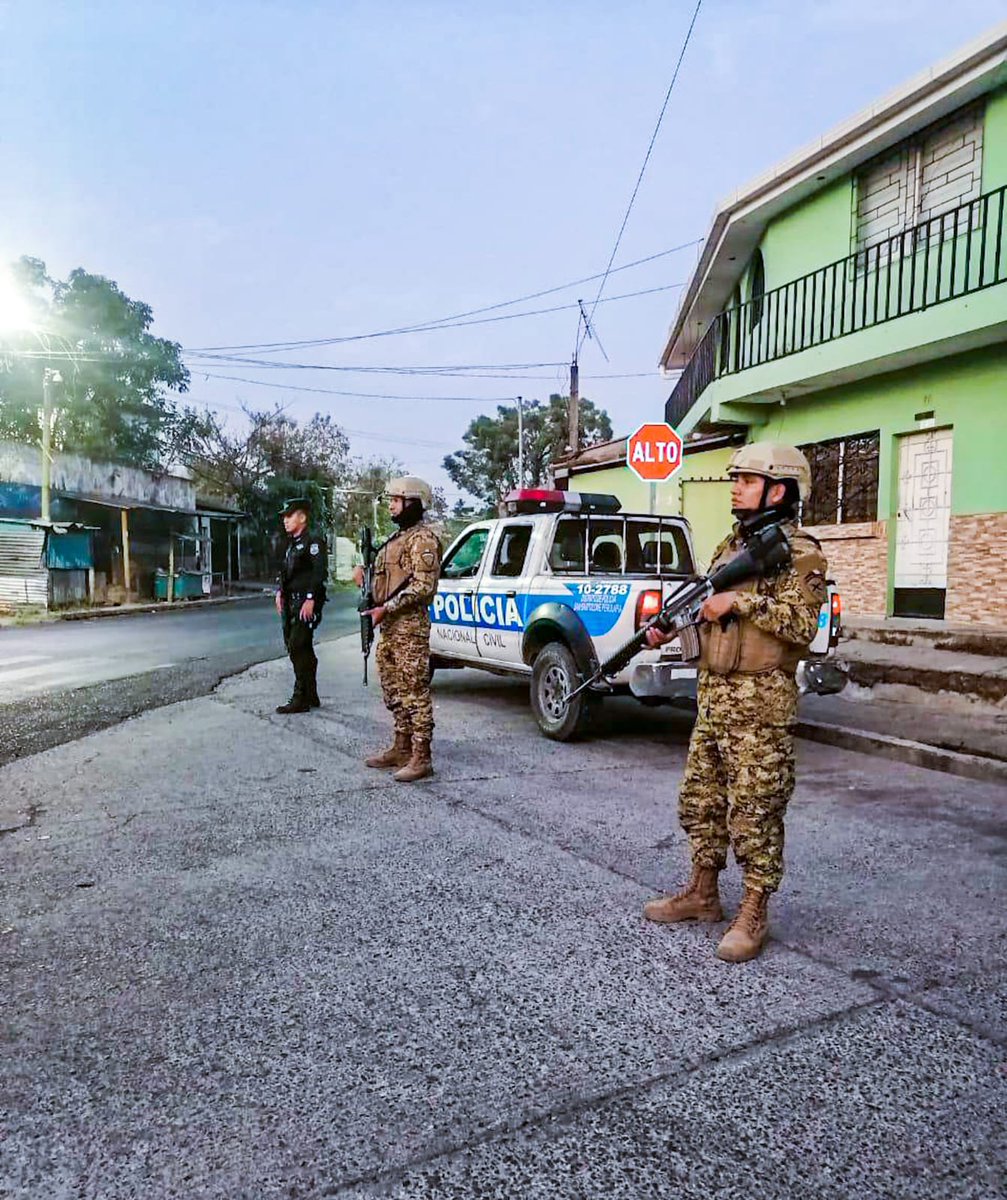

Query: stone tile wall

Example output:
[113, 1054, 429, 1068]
[946, 512, 1007, 626]
[803, 521, 888, 617]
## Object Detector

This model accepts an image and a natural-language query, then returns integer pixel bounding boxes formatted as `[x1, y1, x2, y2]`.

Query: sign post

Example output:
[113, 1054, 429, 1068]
[626, 422, 684, 482]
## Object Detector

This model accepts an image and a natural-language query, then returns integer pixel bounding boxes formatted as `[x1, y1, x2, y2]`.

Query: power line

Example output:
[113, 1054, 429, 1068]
[191, 373, 512, 402]
[182, 393, 455, 451]
[183, 356, 569, 374]
[182, 281, 686, 374]
[185, 238, 703, 354]
[580, 0, 704, 354]
[193, 369, 670, 397]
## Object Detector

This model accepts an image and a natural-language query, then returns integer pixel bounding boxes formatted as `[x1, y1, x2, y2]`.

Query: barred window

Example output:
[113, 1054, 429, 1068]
[799, 431, 880, 525]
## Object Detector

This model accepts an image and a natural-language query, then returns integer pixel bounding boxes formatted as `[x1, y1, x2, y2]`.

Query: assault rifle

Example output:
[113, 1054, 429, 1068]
[562, 521, 792, 707]
[359, 525, 377, 685]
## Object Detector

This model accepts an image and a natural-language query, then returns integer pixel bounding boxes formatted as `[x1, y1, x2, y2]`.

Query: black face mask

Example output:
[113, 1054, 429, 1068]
[392, 498, 423, 530]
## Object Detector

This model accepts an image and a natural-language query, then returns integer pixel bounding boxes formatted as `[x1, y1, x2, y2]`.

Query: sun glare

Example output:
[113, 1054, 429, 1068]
[0, 270, 35, 333]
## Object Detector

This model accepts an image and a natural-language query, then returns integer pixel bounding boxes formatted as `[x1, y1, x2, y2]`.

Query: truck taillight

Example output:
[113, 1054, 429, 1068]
[636, 589, 663, 631]
[829, 590, 842, 644]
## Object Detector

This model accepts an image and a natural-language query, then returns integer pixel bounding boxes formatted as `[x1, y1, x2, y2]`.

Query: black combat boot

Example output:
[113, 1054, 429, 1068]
[276, 690, 310, 714]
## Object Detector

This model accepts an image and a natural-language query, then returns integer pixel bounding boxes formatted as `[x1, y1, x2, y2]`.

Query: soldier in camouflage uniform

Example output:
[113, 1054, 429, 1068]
[357, 476, 442, 783]
[643, 444, 828, 962]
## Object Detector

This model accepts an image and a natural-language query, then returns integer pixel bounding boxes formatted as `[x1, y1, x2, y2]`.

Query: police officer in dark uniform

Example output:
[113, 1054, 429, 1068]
[275, 497, 327, 714]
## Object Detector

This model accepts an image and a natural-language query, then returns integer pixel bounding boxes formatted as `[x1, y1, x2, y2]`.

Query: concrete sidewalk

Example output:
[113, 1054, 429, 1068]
[2, 638, 1004, 1198]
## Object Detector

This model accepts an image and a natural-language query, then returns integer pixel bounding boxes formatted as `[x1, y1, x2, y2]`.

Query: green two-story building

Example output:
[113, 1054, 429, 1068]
[658, 24, 1007, 626]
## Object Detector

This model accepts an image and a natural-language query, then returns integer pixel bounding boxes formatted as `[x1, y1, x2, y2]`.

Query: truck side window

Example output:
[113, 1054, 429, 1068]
[441, 528, 490, 579]
[490, 524, 533, 578]
[626, 521, 694, 575]
[548, 518, 585, 573]
[587, 519, 625, 574]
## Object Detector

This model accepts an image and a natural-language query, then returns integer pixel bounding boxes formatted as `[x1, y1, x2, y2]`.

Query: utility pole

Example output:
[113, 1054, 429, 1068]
[568, 356, 579, 456]
[40, 368, 61, 523]
[516, 396, 524, 488]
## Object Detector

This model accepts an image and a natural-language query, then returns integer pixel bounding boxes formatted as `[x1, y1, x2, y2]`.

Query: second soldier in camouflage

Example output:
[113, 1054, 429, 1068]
[358, 476, 442, 782]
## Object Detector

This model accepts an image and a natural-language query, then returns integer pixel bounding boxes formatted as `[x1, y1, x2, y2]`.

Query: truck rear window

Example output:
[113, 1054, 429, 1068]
[548, 516, 694, 577]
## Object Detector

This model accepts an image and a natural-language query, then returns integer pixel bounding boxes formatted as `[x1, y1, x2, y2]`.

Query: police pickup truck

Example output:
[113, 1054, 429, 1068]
[429, 489, 843, 740]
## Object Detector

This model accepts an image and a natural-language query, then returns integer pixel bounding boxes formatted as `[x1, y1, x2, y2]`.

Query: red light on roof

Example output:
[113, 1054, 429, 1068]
[502, 489, 622, 515]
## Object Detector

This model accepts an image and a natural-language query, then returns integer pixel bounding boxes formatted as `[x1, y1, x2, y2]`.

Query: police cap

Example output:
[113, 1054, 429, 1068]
[278, 496, 312, 517]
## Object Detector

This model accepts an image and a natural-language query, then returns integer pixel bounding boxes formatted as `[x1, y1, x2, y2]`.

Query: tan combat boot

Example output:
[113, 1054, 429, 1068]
[393, 738, 433, 783]
[365, 731, 412, 769]
[716, 886, 769, 962]
[643, 866, 723, 924]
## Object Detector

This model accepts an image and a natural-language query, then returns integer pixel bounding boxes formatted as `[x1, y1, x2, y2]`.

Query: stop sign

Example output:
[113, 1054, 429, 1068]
[626, 422, 683, 482]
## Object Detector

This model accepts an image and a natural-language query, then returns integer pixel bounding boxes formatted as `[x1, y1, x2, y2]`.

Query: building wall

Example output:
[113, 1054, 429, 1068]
[981, 85, 1007, 191]
[758, 176, 853, 290]
[754, 343, 1007, 622]
[0, 441, 195, 512]
[804, 520, 889, 617]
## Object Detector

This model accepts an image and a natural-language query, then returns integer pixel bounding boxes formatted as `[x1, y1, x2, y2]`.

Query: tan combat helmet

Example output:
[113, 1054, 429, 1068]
[727, 442, 812, 502]
[385, 475, 433, 509]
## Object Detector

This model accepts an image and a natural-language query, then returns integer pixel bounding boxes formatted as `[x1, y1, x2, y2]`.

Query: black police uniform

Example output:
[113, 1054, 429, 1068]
[277, 526, 327, 711]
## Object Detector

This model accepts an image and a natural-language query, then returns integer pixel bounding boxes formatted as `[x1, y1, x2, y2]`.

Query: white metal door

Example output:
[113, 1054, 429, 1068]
[474, 521, 538, 668]
[430, 524, 492, 660]
[894, 428, 953, 616]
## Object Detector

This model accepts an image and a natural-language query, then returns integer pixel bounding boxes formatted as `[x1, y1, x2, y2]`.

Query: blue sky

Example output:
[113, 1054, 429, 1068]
[1, 0, 1004, 499]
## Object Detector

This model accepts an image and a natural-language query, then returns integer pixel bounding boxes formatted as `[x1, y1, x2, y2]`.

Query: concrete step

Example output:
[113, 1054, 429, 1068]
[838, 635, 1007, 706]
[842, 616, 1007, 658]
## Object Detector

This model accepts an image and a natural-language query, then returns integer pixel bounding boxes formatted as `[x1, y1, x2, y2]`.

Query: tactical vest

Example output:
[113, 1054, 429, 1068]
[698, 526, 821, 676]
[373, 523, 436, 605]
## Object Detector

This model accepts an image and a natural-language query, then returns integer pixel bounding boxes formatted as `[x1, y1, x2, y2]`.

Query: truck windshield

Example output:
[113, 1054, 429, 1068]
[548, 516, 693, 577]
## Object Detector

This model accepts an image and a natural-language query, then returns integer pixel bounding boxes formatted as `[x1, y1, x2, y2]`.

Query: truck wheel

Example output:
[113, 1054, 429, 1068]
[531, 642, 595, 741]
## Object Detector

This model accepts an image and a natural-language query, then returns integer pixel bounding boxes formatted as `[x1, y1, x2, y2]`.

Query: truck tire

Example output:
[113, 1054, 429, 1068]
[530, 642, 596, 741]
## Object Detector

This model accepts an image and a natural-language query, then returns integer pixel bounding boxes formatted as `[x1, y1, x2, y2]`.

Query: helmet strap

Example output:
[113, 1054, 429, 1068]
[736, 507, 787, 541]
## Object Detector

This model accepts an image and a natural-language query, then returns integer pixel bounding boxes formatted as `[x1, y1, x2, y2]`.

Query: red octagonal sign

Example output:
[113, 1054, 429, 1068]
[626, 422, 683, 482]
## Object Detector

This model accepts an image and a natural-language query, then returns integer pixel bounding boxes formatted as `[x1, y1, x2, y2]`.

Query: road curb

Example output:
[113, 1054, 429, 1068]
[795, 718, 1007, 787]
[0, 592, 271, 628]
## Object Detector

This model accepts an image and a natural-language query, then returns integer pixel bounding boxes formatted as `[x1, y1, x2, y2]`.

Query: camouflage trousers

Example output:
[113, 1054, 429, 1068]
[678, 670, 798, 894]
[376, 610, 434, 742]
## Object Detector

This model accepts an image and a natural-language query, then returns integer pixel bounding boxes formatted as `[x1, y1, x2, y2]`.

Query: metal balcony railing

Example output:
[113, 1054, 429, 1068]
[666, 182, 1007, 428]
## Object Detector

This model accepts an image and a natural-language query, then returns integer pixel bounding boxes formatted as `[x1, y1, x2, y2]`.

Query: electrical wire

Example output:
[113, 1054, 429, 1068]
[193, 369, 669, 397]
[185, 238, 702, 354]
[181, 393, 455, 451]
[192, 373, 513, 401]
[580, 0, 704, 354]
[182, 281, 686, 374]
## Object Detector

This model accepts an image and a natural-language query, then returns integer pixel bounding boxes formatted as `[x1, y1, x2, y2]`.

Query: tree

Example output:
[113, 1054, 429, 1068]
[0, 256, 201, 469]
[189, 404, 351, 576]
[443, 394, 612, 510]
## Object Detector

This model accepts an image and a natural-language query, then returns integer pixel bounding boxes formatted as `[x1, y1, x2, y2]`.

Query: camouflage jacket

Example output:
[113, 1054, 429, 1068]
[708, 519, 828, 648]
[374, 521, 442, 620]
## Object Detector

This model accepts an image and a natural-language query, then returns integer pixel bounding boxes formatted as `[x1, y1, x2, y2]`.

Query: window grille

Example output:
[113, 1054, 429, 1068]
[799, 431, 879, 526]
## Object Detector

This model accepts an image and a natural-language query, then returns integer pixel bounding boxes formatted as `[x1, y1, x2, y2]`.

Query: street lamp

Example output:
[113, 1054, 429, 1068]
[40, 368, 62, 523]
[516, 395, 524, 488]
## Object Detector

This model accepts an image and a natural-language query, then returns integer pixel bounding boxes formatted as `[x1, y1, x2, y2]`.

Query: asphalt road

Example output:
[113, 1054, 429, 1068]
[0, 593, 360, 766]
[2, 637, 1004, 1199]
